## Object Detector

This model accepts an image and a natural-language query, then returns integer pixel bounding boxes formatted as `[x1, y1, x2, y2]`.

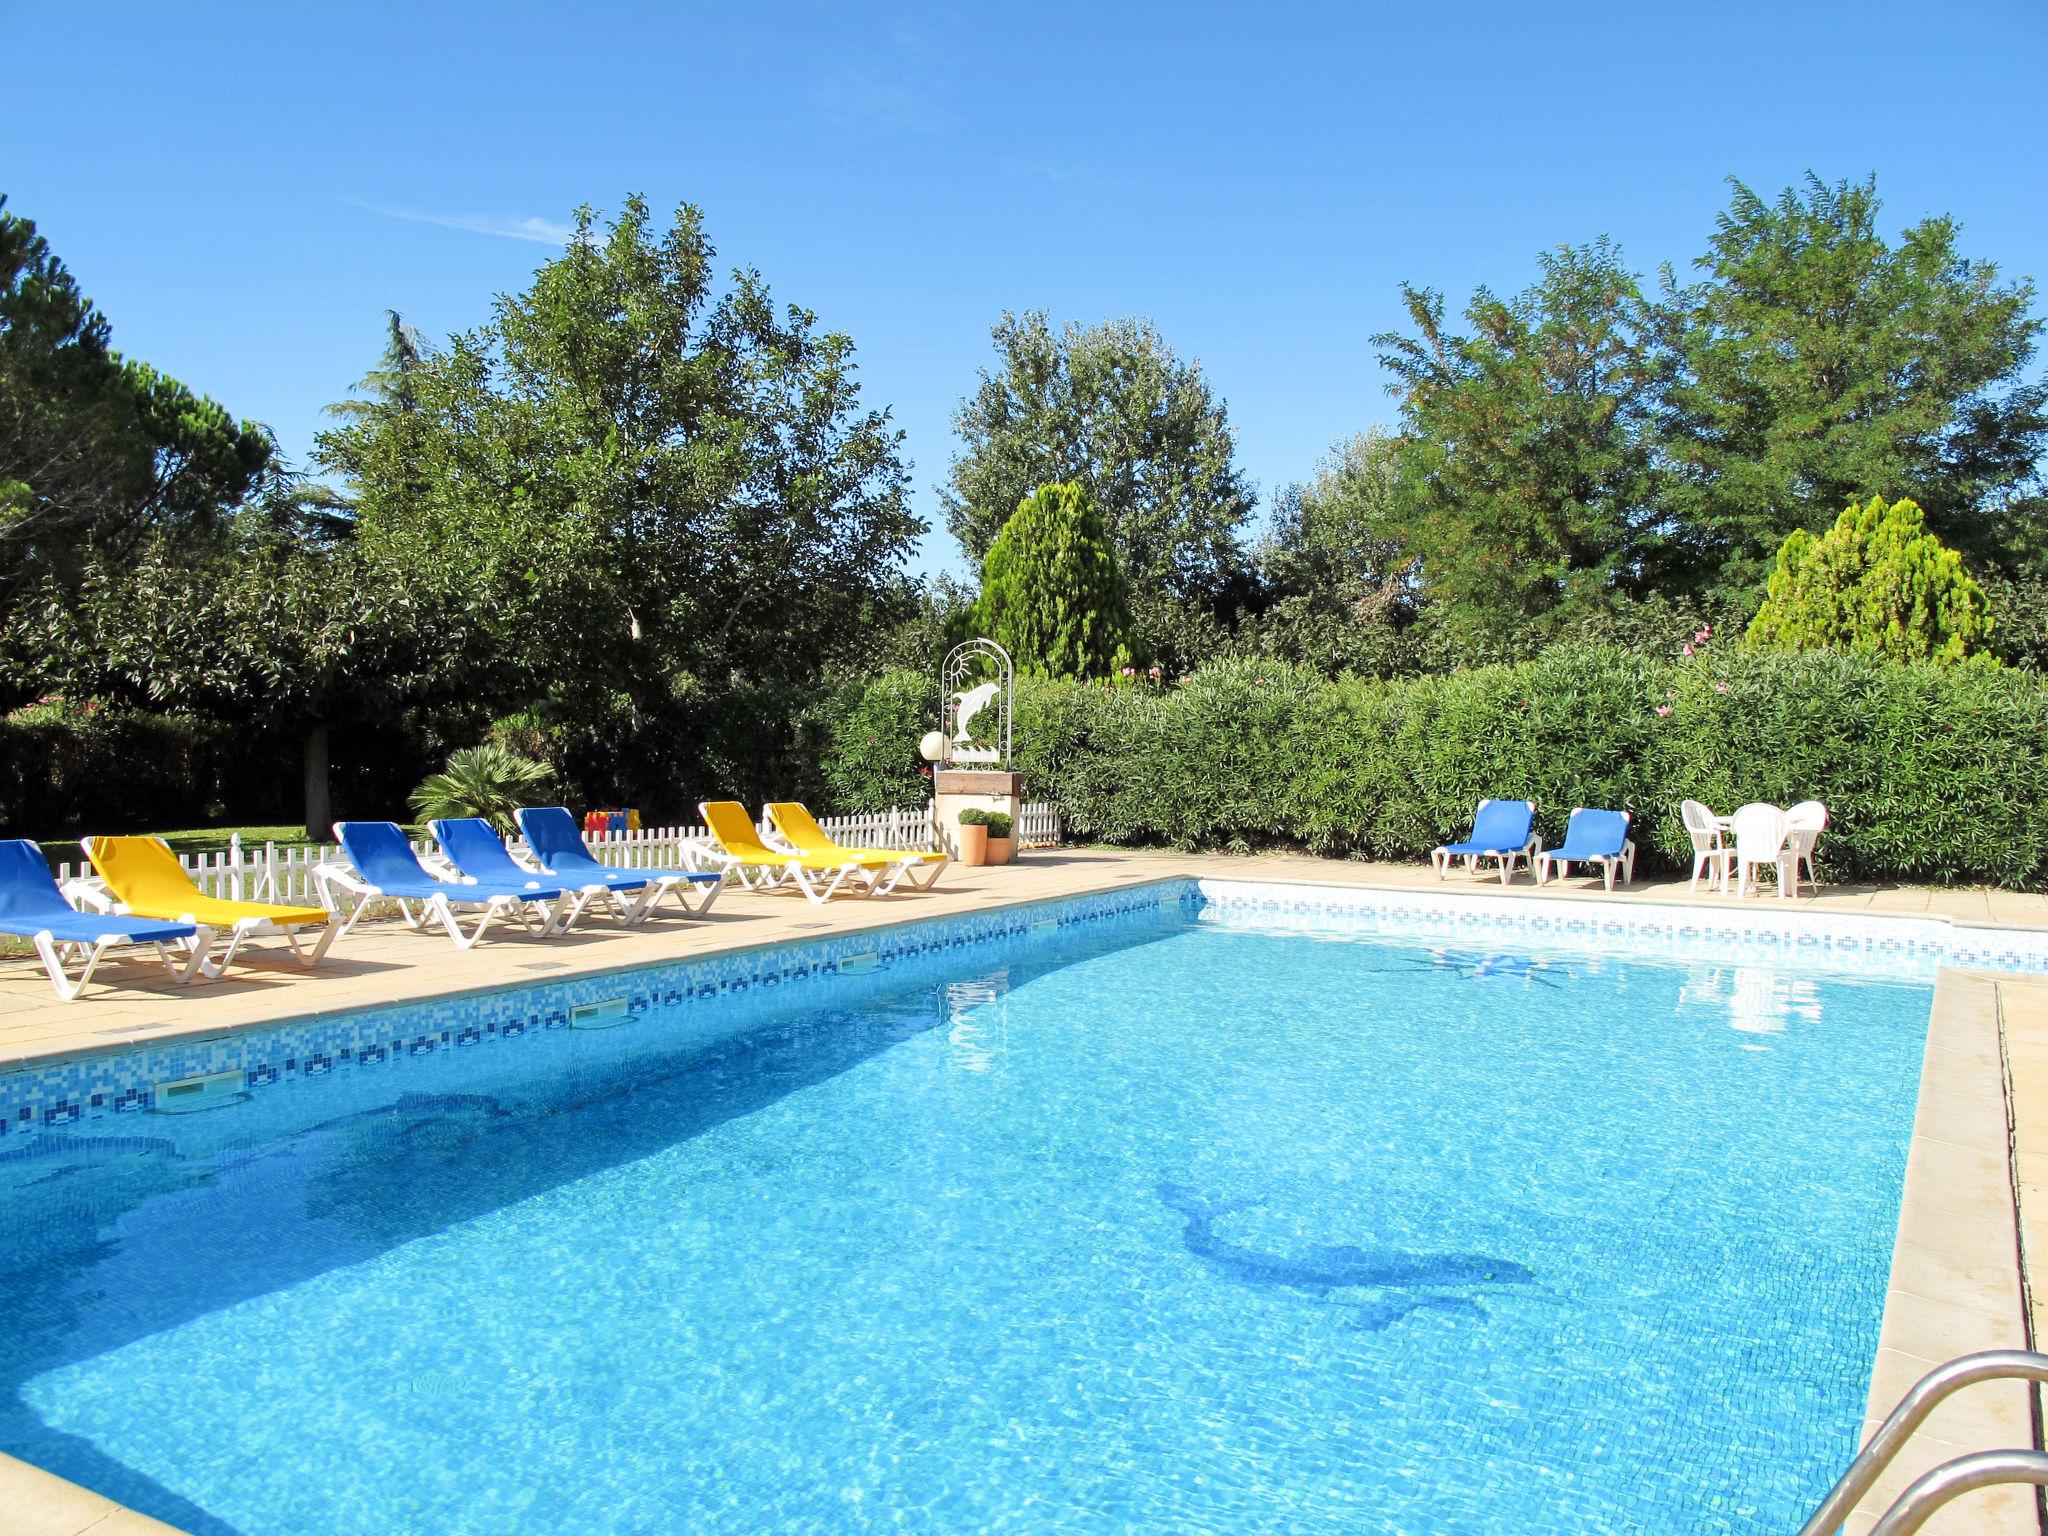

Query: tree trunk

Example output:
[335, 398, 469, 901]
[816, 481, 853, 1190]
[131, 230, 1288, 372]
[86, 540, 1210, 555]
[302, 723, 331, 841]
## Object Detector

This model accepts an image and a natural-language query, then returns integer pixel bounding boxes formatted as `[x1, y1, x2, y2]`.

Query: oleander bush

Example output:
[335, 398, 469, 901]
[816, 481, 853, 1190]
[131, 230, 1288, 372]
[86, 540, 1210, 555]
[819, 646, 2048, 887]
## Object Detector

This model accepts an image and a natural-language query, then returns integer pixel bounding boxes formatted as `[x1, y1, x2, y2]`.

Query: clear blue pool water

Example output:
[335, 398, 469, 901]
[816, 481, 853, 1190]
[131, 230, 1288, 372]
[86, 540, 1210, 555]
[0, 901, 1932, 1535]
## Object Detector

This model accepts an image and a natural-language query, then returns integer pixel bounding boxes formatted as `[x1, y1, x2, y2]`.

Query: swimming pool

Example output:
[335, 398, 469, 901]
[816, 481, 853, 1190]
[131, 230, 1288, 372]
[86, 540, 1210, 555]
[0, 883, 1950, 1533]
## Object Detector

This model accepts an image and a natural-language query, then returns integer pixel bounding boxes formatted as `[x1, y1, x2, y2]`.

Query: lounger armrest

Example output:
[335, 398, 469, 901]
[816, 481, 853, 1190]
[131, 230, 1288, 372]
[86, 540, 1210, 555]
[312, 862, 377, 905]
[60, 876, 118, 912]
[676, 838, 736, 874]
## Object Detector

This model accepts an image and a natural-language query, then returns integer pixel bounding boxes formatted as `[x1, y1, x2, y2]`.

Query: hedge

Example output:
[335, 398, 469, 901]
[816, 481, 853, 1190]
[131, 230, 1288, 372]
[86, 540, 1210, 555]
[818, 646, 2048, 888]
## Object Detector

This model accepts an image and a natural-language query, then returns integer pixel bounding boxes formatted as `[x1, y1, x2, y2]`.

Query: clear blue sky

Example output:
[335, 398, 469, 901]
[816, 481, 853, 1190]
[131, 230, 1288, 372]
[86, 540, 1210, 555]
[5, 1, 2044, 576]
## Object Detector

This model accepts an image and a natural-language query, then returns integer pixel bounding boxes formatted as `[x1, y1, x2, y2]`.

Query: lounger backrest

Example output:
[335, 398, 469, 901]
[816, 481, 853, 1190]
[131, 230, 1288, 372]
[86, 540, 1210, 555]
[765, 802, 830, 854]
[1563, 808, 1630, 855]
[516, 806, 599, 871]
[1469, 798, 1534, 849]
[1731, 802, 1788, 858]
[0, 839, 76, 921]
[85, 835, 204, 910]
[431, 818, 527, 883]
[701, 800, 775, 857]
[335, 821, 435, 888]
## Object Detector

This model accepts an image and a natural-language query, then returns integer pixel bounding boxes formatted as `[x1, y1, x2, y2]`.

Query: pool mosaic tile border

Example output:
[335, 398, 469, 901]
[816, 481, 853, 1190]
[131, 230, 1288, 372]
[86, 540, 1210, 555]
[1194, 879, 2048, 977]
[9, 874, 2048, 1146]
[0, 881, 1189, 1146]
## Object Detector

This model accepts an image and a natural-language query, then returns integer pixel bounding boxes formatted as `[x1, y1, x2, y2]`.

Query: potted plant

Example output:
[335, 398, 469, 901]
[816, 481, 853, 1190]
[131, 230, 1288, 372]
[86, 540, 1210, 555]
[984, 810, 1015, 865]
[956, 807, 993, 867]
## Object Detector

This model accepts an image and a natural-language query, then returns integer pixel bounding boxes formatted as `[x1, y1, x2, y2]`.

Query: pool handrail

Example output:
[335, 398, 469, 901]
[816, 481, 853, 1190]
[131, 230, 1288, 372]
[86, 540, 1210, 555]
[1796, 1349, 2048, 1536]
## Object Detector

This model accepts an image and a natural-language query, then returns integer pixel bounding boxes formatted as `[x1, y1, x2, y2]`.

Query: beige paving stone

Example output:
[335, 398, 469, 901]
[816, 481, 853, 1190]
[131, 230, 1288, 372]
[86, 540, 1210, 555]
[76, 1512, 187, 1535]
[1843, 1466, 2039, 1536]
[1885, 1234, 2027, 1329]
[1913, 1085, 2013, 1151]
[0, 1454, 139, 1536]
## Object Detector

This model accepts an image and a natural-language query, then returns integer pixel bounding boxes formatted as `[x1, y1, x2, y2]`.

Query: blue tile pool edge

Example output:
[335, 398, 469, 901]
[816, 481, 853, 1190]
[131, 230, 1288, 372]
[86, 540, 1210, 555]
[7, 873, 2047, 1146]
[0, 879, 1193, 1144]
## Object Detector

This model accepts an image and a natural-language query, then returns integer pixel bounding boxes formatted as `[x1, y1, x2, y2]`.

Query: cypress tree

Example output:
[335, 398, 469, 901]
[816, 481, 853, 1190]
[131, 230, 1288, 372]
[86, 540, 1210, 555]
[1747, 495, 1994, 665]
[974, 481, 1135, 678]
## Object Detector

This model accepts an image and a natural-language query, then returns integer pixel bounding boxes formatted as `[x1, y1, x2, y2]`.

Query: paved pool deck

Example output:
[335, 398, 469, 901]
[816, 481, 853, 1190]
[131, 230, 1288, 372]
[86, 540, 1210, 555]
[2, 847, 2044, 1535]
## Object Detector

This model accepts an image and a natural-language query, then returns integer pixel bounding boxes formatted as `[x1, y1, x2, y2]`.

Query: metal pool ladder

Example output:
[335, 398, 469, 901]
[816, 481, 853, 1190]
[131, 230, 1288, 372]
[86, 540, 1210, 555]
[1798, 1350, 2048, 1535]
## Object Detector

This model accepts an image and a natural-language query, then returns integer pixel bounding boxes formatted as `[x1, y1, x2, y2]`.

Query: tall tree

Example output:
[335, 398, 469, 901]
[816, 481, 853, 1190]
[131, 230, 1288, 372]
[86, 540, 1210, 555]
[2, 505, 505, 836]
[1373, 239, 1667, 636]
[316, 195, 922, 803]
[1259, 429, 1409, 613]
[1663, 175, 2047, 598]
[945, 312, 1255, 607]
[0, 199, 270, 601]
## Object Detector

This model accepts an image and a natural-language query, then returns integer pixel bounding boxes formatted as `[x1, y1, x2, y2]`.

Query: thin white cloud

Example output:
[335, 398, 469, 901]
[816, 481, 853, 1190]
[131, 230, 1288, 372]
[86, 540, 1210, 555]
[813, 68, 952, 133]
[353, 201, 574, 245]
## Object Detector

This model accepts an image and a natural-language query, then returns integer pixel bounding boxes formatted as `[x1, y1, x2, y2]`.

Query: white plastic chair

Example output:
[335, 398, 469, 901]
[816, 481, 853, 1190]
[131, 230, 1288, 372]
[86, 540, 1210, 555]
[1731, 802, 1794, 900]
[1784, 800, 1828, 894]
[1681, 799, 1732, 893]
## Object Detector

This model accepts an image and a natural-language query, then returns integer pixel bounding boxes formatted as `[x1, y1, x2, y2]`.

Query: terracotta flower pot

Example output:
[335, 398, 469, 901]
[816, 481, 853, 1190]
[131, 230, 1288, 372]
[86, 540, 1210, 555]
[957, 823, 990, 867]
[987, 836, 1014, 866]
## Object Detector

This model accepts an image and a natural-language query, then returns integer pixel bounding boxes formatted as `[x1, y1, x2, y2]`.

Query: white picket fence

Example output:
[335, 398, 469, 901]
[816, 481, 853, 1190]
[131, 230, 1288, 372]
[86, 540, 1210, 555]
[52, 802, 1065, 905]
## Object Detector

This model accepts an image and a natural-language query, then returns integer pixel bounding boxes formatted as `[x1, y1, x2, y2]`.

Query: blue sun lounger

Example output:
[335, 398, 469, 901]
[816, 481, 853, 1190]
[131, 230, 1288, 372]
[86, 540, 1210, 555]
[1431, 799, 1541, 886]
[0, 838, 212, 1000]
[1535, 808, 1636, 891]
[318, 820, 568, 949]
[515, 806, 725, 922]
[431, 815, 637, 929]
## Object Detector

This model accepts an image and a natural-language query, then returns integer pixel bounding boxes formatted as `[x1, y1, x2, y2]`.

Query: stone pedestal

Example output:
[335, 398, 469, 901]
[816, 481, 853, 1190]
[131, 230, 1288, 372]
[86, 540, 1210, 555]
[934, 770, 1025, 858]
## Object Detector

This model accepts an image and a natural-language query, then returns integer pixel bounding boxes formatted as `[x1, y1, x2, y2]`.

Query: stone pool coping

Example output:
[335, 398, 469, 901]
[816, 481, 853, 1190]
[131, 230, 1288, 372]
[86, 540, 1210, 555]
[1842, 972, 2039, 1535]
[3, 847, 2045, 1533]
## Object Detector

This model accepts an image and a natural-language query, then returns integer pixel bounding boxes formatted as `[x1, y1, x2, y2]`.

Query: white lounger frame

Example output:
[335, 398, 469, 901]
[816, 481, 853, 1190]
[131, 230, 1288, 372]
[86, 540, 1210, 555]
[27, 924, 216, 1003]
[672, 836, 866, 903]
[313, 864, 569, 950]
[1535, 840, 1638, 892]
[510, 846, 728, 925]
[752, 828, 949, 899]
[1430, 834, 1543, 886]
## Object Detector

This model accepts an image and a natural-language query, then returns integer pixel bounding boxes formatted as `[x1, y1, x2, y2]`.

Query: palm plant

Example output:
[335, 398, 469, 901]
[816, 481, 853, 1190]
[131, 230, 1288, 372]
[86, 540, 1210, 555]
[407, 743, 554, 835]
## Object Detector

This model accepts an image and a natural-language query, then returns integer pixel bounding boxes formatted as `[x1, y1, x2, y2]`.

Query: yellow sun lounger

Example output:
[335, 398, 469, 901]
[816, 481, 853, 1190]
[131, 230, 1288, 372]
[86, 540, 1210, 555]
[698, 801, 882, 904]
[765, 802, 947, 894]
[83, 835, 342, 974]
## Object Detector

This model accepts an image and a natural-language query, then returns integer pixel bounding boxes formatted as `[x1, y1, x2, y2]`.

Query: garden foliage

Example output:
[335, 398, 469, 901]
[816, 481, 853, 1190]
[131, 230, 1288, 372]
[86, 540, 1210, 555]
[820, 646, 2048, 887]
[1746, 495, 1994, 665]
